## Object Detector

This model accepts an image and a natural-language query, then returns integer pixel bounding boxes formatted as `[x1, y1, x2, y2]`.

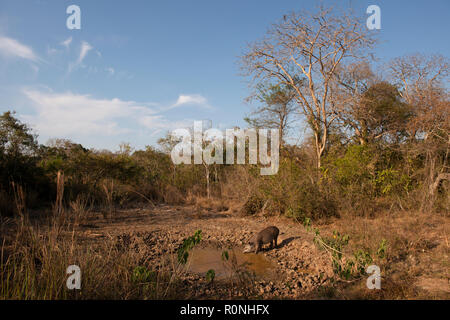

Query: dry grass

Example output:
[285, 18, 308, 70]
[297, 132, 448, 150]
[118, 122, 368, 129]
[11, 182, 26, 220]
[187, 195, 229, 216]
[0, 214, 199, 299]
[0, 178, 195, 300]
[1, 177, 447, 300]
[317, 210, 449, 299]
[69, 194, 92, 225]
[101, 179, 115, 219]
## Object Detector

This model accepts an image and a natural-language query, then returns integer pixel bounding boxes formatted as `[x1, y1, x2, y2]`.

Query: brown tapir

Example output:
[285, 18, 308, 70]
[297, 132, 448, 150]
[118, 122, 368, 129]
[243, 226, 279, 254]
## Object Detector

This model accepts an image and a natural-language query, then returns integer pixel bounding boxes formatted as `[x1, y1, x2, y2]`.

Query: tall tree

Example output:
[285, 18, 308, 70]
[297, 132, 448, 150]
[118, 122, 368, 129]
[244, 83, 298, 148]
[333, 61, 376, 144]
[388, 54, 449, 210]
[0, 111, 38, 158]
[387, 53, 449, 141]
[334, 63, 411, 146]
[241, 6, 376, 168]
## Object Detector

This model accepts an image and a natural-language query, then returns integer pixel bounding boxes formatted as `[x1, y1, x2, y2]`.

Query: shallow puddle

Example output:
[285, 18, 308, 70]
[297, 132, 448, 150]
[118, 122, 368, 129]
[185, 247, 274, 279]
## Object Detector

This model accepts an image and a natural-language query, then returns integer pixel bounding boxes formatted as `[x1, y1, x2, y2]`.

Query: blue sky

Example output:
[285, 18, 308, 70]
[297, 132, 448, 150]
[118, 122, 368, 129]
[0, 0, 449, 151]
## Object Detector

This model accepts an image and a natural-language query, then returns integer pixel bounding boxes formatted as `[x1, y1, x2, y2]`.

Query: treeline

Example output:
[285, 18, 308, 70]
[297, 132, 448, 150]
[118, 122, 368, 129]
[0, 105, 448, 220]
[0, 111, 220, 216]
[0, 6, 448, 219]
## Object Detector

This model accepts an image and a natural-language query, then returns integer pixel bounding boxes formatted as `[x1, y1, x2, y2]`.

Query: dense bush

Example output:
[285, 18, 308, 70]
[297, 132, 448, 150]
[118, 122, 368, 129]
[0, 106, 448, 219]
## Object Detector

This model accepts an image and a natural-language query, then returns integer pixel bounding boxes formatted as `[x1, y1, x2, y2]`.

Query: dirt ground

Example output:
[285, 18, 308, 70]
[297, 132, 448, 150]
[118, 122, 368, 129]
[74, 204, 335, 298]
[73, 204, 449, 299]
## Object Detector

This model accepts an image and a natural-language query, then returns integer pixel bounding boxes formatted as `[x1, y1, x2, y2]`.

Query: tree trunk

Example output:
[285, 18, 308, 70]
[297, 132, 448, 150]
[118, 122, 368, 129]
[429, 173, 450, 197]
[205, 165, 210, 199]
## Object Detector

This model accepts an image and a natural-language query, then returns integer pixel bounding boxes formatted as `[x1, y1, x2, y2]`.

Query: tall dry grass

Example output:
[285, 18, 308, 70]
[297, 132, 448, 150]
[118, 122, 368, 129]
[0, 174, 192, 300]
[102, 179, 115, 219]
[0, 214, 198, 299]
[69, 194, 92, 226]
[11, 182, 26, 221]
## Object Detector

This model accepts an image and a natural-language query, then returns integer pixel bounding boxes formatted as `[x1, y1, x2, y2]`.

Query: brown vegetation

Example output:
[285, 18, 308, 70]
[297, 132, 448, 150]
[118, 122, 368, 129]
[0, 5, 448, 300]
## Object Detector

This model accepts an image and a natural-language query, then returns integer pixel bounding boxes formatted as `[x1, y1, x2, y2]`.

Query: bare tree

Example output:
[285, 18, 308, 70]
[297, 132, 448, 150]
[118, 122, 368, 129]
[241, 6, 376, 168]
[387, 54, 448, 106]
[333, 61, 376, 144]
[387, 54, 449, 210]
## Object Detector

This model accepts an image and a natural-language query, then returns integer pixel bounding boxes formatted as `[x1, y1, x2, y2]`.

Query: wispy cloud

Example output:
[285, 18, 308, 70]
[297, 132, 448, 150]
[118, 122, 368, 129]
[78, 41, 92, 64]
[20, 89, 214, 146]
[68, 41, 93, 73]
[0, 35, 39, 62]
[165, 94, 213, 110]
[138, 115, 194, 136]
[60, 36, 72, 49]
[47, 46, 59, 55]
[22, 88, 155, 137]
[106, 67, 115, 75]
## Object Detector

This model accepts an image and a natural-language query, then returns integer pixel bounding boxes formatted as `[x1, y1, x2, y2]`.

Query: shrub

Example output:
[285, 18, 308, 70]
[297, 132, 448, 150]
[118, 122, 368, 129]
[242, 193, 265, 215]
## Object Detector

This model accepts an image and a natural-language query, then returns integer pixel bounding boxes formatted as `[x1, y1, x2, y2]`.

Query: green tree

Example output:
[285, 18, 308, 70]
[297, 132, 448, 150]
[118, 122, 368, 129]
[0, 111, 40, 183]
[245, 82, 299, 148]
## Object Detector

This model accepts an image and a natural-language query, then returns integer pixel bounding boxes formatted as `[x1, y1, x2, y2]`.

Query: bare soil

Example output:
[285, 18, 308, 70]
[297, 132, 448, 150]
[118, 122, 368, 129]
[76, 204, 335, 298]
[73, 204, 449, 299]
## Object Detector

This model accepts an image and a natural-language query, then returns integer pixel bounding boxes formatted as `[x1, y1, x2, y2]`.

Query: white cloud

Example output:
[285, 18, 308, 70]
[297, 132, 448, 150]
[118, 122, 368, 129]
[160, 94, 213, 111]
[106, 67, 115, 75]
[0, 36, 39, 62]
[20, 89, 214, 147]
[173, 94, 209, 107]
[68, 41, 93, 72]
[78, 41, 92, 64]
[22, 89, 156, 137]
[138, 115, 193, 135]
[61, 37, 72, 49]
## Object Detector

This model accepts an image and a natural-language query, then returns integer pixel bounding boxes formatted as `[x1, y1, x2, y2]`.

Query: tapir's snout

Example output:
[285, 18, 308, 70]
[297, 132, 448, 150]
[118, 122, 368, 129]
[243, 244, 253, 253]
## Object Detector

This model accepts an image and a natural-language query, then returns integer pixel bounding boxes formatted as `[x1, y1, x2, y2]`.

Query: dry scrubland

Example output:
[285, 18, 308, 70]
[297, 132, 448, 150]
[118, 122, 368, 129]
[0, 196, 448, 299]
[1, 6, 449, 299]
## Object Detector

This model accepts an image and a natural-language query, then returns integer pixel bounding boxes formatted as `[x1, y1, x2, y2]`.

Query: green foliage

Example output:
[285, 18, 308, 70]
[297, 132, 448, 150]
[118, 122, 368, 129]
[177, 230, 202, 264]
[302, 217, 376, 280]
[0, 111, 45, 214]
[375, 168, 411, 196]
[0, 111, 38, 158]
[302, 217, 312, 231]
[206, 269, 215, 283]
[221, 250, 229, 261]
[353, 249, 373, 274]
[0, 112, 228, 217]
[132, 266, 156, 283]
[333, 144, 373, 187]
[254, 158, 337, 220]
[376, 239, 388, 259]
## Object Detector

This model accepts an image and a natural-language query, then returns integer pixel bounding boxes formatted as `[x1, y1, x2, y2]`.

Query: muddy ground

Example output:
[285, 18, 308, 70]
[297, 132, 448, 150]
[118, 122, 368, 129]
[76, 204, 336, 299]
[71, 204, 449, 299]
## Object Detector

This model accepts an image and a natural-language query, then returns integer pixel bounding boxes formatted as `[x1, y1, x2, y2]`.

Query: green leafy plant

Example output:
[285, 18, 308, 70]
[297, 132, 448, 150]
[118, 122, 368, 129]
[177, 230, 202, 264]
[221, 250, 229, 261]
[206, 269, 215, 283]
[302, 219, 375, 280]
[302, 217, 312, 231]
[376, 239, 388, 259]
[353, 248, 373, 274]
[131, 266, 155, 283]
